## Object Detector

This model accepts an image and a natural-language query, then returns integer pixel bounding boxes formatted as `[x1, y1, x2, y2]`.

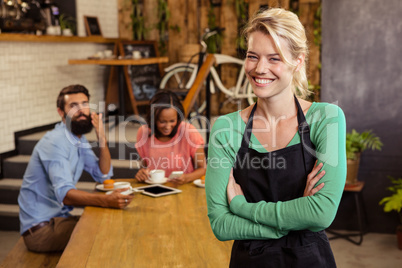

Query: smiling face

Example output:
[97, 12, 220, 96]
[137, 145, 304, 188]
[155, 108, 178, 138]
[245, 31, 302, 100]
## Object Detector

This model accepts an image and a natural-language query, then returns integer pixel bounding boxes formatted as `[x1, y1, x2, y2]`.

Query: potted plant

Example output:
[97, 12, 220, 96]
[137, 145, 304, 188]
[379, 176, 402, 250]
[59, 14, 76, 36]
[346, 129, 383, 184]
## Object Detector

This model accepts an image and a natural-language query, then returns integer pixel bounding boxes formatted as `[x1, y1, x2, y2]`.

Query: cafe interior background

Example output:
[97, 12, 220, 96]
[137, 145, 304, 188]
[0, 0, 401, 265]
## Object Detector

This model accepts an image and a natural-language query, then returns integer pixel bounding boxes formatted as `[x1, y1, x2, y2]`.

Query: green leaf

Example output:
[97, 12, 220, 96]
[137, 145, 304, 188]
[379, 177, 402, 214]
[346, 129, 383, 159]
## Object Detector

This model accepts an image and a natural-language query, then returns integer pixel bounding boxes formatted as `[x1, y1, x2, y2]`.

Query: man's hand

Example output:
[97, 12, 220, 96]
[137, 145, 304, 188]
[104, 188, 134, 209]
[135, 168, 149, 182]
[303, 161, 325, 197]
[91, 112, 111, 174]
[227, 169, 244, 205]
[64, 188, 132, 209]
[91, 112, 106, 147]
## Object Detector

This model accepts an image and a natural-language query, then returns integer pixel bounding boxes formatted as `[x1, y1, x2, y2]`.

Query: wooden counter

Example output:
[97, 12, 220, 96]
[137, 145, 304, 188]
[57, 180, 232, 267]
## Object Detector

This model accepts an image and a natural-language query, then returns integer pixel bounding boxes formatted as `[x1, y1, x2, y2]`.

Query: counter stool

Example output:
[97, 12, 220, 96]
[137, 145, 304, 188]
[326, 181, 368, 245]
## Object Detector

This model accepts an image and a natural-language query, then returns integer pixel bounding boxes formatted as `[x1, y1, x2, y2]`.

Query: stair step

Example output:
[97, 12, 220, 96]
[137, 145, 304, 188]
[18, 138, 139, 160]
[0, 204, 20, 230]
[0, 204, 85, 217]
[0, 179, 21, 205]
[0, 204, 19, 217]
[0, 178, 22, 189]
[0, 179, 98, 191]
[0, 204, 84, 231]
[17, 123, 140, 158]
[3, 156, 141, 179]
[0, 179, 103, 205]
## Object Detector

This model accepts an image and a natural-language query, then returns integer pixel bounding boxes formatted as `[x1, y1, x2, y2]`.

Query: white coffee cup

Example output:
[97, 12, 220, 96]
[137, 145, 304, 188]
[46, 26, 58, 35]
[132, 51, 141, 59]
[149, 169, 165, 183]
[104, 50, 113, 58]
[114, 181, 131, 189]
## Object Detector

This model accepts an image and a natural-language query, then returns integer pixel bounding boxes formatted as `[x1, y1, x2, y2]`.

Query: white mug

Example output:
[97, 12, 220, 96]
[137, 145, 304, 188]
[149, 169, 165, 183]
[113, 181, 131, 189]
[46, 26, 58, 35]
[104, 50, 113, 58]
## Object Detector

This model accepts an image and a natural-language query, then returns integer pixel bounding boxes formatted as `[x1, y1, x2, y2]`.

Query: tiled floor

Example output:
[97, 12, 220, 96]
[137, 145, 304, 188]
[1, 230, 401, 267]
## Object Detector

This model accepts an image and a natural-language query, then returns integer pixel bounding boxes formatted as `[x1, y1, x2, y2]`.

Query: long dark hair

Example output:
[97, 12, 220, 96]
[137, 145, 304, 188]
[146, 90, 185, 138]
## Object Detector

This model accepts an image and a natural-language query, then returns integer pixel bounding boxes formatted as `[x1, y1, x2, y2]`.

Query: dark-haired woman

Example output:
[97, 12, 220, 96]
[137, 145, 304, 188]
[134, 91, 206, 184]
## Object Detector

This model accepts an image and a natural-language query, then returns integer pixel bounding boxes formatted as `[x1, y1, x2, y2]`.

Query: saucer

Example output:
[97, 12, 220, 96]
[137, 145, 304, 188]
[193, 179, 205, 188]
[95, 182, 131, 192]
[145, 177, 168, 184]
[96, 184, 115, 192]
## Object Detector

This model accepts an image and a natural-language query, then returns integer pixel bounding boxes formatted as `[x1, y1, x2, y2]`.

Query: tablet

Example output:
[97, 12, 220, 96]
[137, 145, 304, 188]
[134, 185, 182, 198]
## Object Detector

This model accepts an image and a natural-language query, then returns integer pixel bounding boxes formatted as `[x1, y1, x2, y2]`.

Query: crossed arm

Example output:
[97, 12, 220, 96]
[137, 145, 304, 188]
[205, 104, 346, 241]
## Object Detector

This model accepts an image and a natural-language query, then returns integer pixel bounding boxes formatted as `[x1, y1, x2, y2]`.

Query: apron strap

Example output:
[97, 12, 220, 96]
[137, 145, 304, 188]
[294, 95, 316, 173]
[239, 102, 258, 152]
[239, 96, 315, 172]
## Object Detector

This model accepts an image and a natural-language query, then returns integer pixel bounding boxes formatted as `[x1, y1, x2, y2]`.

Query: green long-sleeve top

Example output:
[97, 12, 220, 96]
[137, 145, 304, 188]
[205, 102, 347, 241]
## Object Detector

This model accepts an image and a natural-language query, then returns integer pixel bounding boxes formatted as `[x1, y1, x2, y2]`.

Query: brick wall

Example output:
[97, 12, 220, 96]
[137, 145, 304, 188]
[0, 0, 119, 153]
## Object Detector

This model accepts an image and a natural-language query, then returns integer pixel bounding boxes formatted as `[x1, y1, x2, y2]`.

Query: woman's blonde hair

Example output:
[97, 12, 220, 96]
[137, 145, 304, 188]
[243, 8, 310, 99]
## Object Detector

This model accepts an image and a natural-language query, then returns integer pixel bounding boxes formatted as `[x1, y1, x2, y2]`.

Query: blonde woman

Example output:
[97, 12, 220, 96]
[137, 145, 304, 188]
[205, 8, 346, 267]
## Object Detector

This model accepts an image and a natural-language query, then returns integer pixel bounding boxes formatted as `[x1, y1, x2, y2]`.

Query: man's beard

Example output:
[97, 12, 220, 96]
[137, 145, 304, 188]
[65, 113, 93, 136]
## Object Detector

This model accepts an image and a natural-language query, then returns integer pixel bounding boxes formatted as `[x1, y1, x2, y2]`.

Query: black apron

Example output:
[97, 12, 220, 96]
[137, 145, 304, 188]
[230, 96, 336, 268]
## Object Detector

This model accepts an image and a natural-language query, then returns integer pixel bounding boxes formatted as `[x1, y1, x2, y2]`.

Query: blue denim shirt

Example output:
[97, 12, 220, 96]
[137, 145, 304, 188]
[18, 122, 113, 234]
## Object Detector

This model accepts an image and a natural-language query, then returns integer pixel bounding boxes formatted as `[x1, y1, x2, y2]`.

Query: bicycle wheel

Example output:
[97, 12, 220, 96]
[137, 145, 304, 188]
[160, 65, 196, 95]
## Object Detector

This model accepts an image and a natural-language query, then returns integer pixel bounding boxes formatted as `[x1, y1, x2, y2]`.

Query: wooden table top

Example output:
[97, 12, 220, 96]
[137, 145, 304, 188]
[68, 57, 169, 66]
[56, 180, 232, 268]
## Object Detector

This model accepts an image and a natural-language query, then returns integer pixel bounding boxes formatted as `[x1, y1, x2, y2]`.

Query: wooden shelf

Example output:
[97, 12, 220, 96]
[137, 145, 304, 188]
[0, 33, 120, 43]
[68, 57, 169, 66]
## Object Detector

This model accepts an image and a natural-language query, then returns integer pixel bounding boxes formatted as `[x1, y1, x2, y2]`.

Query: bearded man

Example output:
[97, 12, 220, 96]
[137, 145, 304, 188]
[18, 85, 133, 253]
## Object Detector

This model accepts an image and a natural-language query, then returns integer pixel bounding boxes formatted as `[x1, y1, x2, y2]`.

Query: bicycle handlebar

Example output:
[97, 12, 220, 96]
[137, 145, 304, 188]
[200, 27, 226, 53]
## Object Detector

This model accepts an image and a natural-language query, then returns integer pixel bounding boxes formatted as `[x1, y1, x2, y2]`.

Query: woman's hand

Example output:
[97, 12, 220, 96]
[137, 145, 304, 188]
[135, 168, 149, 182]
[168, 174, 188, 185]
[303, 161, 325, 197]
[227, 169, 244, 204]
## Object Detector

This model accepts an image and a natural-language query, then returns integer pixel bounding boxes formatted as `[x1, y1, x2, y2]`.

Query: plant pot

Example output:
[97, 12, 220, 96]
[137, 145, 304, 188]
[62, 28, 73, 36]
[346, 153, 361, 184]
[397, 224, 402, 250]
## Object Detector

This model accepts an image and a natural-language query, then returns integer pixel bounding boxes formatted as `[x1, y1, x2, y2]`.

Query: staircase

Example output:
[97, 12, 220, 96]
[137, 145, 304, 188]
[0, 122, 142, 231]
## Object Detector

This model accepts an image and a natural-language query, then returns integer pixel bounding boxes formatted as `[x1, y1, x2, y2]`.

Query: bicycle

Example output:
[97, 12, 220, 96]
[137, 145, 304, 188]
[159, 28, 255, 115]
